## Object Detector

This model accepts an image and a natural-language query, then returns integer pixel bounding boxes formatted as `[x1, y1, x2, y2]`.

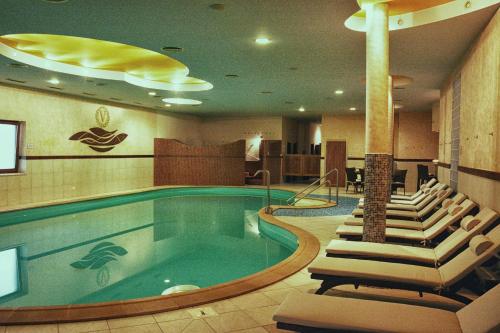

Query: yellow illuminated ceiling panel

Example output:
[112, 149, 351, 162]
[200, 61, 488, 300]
[0, 34, 213, 91]
[346, 0, 498, 32]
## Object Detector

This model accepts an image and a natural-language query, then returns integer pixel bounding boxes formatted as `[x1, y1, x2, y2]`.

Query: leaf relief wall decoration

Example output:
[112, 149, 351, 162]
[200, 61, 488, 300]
[69, 106, 128, 152]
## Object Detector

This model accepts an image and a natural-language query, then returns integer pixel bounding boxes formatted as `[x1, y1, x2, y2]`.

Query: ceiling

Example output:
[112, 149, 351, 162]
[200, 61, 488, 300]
[0, 0, 498, 119]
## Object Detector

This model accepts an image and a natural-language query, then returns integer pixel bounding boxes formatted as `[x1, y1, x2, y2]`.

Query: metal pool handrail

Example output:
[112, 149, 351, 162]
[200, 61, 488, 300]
[287, 168, 339, 206]
[253, 169, 272, 214]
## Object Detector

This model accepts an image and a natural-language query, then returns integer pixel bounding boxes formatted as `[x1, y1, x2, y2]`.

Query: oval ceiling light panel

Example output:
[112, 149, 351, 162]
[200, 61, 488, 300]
[0, 34, 213, 92]
[345, 0, 498, 32]
[162, 97, 202, 105]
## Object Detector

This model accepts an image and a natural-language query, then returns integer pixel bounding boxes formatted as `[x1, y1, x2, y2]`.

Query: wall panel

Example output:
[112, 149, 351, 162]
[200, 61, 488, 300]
[154, 139, 245, 186]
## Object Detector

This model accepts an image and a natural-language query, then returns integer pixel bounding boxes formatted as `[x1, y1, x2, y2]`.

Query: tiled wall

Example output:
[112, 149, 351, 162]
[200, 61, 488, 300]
[0, 85, 201, 209]
[438, 11, 499, 211]
[321, 111, 439, 192]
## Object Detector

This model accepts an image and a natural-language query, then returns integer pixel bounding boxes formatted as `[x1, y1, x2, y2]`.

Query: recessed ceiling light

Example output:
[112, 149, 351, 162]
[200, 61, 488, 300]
[148, 91, 157, 96]
[394, 104, 404, 109]
[255, 37, 271, 45]
[298, 106, 305, 112]
[161, 46, 183, 53]
[162, 97, 202, 105]
[349, 107, 356, 111]
[335, 90, 344, 95]
[164, 103, 172, 107]
[47, 78, 60, 85]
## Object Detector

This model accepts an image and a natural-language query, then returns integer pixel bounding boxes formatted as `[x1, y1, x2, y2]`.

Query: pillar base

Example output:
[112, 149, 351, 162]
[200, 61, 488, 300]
[362, 153, 391, 243]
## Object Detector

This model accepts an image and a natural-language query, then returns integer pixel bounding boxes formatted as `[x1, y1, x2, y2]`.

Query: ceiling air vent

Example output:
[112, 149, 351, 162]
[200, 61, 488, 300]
[209, 3, 225, 11]
[8, 63, 29, 69]
[6, 78, 27, 84]
[161, 46, 183, 53]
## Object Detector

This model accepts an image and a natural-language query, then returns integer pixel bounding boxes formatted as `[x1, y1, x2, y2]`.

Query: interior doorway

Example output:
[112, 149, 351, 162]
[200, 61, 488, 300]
[326, 141, 346, 187]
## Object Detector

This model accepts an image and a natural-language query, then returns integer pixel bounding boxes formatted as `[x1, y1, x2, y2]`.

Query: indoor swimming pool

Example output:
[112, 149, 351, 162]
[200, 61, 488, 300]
[0, 187, 299, 308]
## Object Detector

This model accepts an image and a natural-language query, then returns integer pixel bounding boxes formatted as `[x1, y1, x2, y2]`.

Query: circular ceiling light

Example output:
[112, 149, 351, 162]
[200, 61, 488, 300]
[164, 103, 171, 107]
[148, 91, 157, 96]
[335, 90, 344, 95]
[298, 106, 305, 112]
[394, 104, 404, 109]
[162, 97, 202, 105]
[349, 107, 356, 111]
[255, 37, 271, 45]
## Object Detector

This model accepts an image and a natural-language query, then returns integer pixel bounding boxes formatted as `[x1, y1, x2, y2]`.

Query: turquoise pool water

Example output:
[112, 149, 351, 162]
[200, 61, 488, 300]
[0, 187, 297, 307]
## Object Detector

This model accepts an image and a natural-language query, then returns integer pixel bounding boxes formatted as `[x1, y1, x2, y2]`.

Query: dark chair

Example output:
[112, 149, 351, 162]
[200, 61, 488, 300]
[345, 167, 357, 193]
[417, 164, 434, 188]
[392, 169, 407, 195]
[358, 168, 365, 192]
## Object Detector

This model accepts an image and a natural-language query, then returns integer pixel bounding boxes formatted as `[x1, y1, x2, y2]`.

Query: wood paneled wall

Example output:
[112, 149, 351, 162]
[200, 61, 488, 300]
[283, 155, 320, 177]
[154, 139, 245, 186]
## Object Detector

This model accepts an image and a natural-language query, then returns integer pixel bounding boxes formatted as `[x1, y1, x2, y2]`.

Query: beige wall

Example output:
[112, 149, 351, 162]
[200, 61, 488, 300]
[0, 85, 202, 209]
[200, 116, 282, 161]
[321, 111, 439, 191]
[438, 11, 499, 211]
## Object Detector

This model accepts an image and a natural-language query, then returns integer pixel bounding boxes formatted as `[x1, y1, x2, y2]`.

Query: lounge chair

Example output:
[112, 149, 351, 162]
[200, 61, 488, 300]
[390, 183, 448, 205]
[327, 208, 498, 266]
[309, 225, 500, 302]
[358, 181, 445, 205]
[357, 187, 440, 211]
[390, 177, 438, 201]
[352, 188, 453, 221]
[347, 193, 467, 230]
[336, 199, 477, 244]
[273, 284, 500, 333]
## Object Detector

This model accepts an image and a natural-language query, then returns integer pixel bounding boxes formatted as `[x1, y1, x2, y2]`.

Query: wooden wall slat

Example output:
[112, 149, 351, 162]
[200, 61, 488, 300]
[154, 139, 245, 186]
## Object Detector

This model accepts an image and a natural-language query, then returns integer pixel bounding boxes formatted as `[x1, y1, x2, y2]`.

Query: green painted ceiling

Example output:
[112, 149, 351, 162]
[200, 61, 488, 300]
[0, 0, 497, 118]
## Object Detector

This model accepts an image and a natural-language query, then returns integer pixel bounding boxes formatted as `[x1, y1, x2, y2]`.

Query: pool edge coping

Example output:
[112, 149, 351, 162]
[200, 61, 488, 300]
[0, 205, 323, 324]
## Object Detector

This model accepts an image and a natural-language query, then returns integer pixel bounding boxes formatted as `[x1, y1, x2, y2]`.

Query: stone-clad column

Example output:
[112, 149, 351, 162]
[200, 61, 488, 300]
[362, 2, 390, 243]
[387, 75, 394, 203]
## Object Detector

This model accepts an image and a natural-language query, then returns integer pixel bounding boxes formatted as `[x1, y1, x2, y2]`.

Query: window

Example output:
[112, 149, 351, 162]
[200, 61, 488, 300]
[0, 248, 20, 299]
[0, 120, 20, 173]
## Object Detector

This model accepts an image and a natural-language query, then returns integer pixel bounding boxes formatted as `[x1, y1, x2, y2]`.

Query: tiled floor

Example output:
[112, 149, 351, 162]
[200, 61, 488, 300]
[8, 186, 455, 333]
